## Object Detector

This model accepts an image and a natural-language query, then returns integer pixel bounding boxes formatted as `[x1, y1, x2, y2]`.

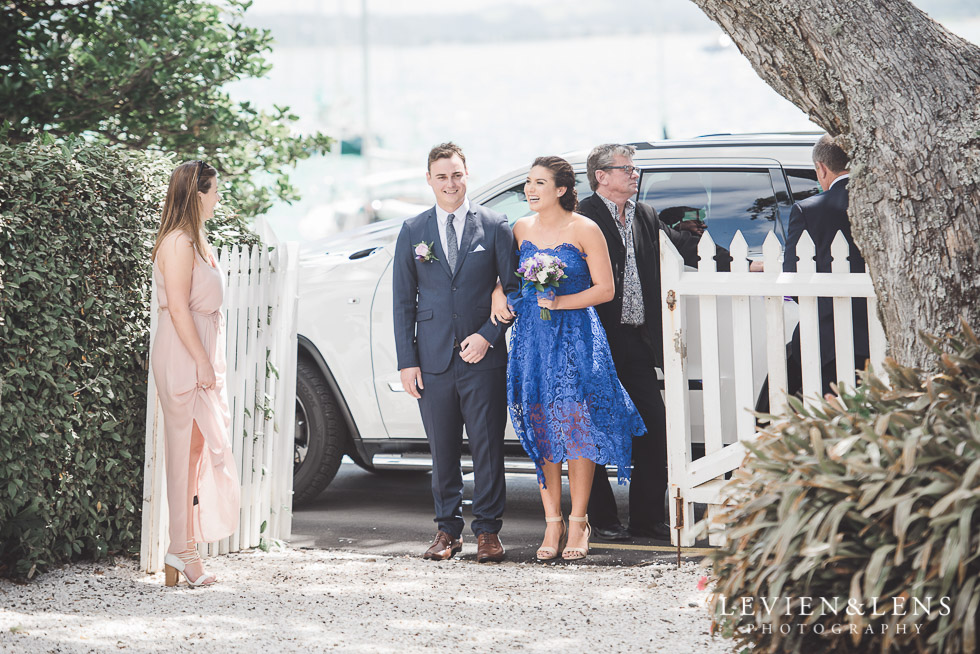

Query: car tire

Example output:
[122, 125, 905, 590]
[293, 357, 348, 505]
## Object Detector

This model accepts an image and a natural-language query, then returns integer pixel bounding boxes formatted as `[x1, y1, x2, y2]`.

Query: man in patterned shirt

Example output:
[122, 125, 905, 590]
[578, 143, 728, 541]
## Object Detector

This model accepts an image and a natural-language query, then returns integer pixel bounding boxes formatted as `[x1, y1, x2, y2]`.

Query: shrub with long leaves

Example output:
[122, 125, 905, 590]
[704, 322, 980, 654]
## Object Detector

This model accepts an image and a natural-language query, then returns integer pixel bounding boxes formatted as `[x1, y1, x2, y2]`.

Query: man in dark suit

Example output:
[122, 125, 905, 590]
[392, 142, 518, 563]
[578, 143, 729, 542]
[781, 134, 869, 398]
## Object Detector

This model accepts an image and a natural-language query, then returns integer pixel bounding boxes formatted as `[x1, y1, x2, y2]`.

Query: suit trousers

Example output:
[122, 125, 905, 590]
[589, 324, 668, 529]
[418, 356, 507, 539]
[755, 331, 870, 414]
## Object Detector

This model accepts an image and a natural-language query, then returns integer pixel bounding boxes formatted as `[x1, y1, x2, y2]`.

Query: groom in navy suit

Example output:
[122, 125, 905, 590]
[392, 142, 518, 563]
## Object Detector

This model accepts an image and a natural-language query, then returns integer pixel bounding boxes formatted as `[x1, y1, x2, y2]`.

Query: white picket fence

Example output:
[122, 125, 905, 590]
[661, 229, 887, 547]
[140, 227, 300, 573]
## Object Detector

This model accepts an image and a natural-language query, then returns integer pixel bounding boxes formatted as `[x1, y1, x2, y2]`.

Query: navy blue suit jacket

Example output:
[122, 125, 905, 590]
[392, 203, 518, 374]
[783, 178, 870, 362]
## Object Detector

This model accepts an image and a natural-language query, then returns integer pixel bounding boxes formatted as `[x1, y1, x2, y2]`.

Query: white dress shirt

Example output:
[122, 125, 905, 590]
[435, 197, 469, 256]
[828, 173, 849, 190]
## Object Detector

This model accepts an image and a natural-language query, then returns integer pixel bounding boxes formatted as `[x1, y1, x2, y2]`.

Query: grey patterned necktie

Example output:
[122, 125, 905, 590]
[446, 213, 458, 270]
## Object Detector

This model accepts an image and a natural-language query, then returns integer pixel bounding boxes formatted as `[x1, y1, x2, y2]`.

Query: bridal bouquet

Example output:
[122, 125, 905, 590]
[516, 253, 567, 320]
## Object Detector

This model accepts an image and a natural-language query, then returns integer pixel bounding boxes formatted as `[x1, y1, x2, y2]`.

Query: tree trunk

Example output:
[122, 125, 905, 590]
[690, 0, 980, 368]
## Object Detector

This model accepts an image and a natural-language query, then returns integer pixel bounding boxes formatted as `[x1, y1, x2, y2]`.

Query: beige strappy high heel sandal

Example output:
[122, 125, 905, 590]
[562, 514, 591, 561]
[164, 543, 217, 588]
[536, 514, 567, 561]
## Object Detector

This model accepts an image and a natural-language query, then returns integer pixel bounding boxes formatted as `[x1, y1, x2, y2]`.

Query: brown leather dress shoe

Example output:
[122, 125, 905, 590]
[476, 533, 505, 563]
[422, 531, 462, 560]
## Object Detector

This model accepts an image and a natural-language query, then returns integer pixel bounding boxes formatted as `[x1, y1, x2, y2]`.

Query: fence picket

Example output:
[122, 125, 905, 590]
[728, 232, 755, 441]
[262, 248, 277, 541]
[264, 247, 282, 541]
[230, 245, 252, 552]
[240, 246, 264, 548]
[795, 234, 822, 405]
[762, 233, 788, 416]
[250, 246, 274, 547]
[697, 233, 723, 456]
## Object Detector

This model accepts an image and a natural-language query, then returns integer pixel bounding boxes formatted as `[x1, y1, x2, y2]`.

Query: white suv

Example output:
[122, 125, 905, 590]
[292, 133, 821, 503]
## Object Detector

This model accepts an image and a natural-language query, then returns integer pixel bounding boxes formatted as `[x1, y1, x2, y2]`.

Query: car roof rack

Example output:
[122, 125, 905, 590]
[629, 131, 823, 150]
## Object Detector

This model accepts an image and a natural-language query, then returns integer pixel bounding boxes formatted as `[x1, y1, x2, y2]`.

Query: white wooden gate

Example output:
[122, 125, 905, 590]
[140, 226, 299, 573]
[661, 229, 887, 546]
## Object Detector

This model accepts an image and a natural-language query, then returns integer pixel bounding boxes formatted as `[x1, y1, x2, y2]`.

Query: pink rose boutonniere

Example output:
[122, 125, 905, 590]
[414, 241, 439, 263]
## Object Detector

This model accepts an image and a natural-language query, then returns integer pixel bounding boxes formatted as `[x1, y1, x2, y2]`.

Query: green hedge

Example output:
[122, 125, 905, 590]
[0, 135, 258, 578]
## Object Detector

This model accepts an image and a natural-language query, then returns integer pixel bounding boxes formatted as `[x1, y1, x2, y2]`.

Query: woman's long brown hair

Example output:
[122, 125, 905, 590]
[151, 161, 216, 262]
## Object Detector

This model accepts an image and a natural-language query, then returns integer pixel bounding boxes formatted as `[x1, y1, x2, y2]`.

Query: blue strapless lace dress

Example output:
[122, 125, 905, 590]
[506, 241, 645, 486]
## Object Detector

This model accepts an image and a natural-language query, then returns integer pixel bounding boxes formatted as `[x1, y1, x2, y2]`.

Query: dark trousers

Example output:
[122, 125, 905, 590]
[589, 325, 667, 529]
[756, 336, 869, 414]
[418, 357, 507, 538]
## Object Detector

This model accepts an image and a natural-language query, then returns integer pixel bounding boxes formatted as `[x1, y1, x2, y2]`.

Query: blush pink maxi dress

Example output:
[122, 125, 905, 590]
[151, 231, 239, 547]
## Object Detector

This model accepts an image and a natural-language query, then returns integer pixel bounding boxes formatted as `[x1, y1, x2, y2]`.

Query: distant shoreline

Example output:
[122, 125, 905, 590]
[243, 6, 979, 48]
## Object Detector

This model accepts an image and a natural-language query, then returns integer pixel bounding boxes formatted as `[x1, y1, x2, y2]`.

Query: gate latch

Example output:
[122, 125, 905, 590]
[666, 290, 677, 311]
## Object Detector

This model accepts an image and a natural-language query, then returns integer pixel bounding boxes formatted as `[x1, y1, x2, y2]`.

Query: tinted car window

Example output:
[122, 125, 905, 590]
[481, 185, 529, 225]
[638, 169, 779, 252]
[785, 168, 822, 203]
[483, 173, 592, 226]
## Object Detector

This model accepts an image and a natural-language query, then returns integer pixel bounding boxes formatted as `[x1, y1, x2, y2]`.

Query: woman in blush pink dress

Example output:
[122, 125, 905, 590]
[150, 161, 239, 588]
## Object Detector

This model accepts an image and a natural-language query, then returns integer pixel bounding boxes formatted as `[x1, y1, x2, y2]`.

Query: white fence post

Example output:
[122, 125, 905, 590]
[140, 231, 299, 573]
[268, 241, 299, 542]
[139, 281, 168, 573]
[661, 233, 695, 546]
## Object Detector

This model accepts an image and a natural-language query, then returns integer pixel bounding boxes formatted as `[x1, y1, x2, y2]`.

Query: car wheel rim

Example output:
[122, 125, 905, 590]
[295, 396, 309, 471]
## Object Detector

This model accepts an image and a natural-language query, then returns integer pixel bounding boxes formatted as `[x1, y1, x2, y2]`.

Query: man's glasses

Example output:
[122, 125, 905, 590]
[600, 165, 639, 175]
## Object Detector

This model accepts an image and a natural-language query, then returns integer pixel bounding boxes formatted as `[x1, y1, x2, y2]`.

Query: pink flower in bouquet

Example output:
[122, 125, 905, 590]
[697, 576, 710, 591]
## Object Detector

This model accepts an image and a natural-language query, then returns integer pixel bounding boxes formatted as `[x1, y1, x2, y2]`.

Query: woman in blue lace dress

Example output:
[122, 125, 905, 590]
[493, 156, 645, 561]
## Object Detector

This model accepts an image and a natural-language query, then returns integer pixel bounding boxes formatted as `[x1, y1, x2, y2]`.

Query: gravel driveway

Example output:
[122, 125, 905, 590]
[0, 548, 734, 653]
